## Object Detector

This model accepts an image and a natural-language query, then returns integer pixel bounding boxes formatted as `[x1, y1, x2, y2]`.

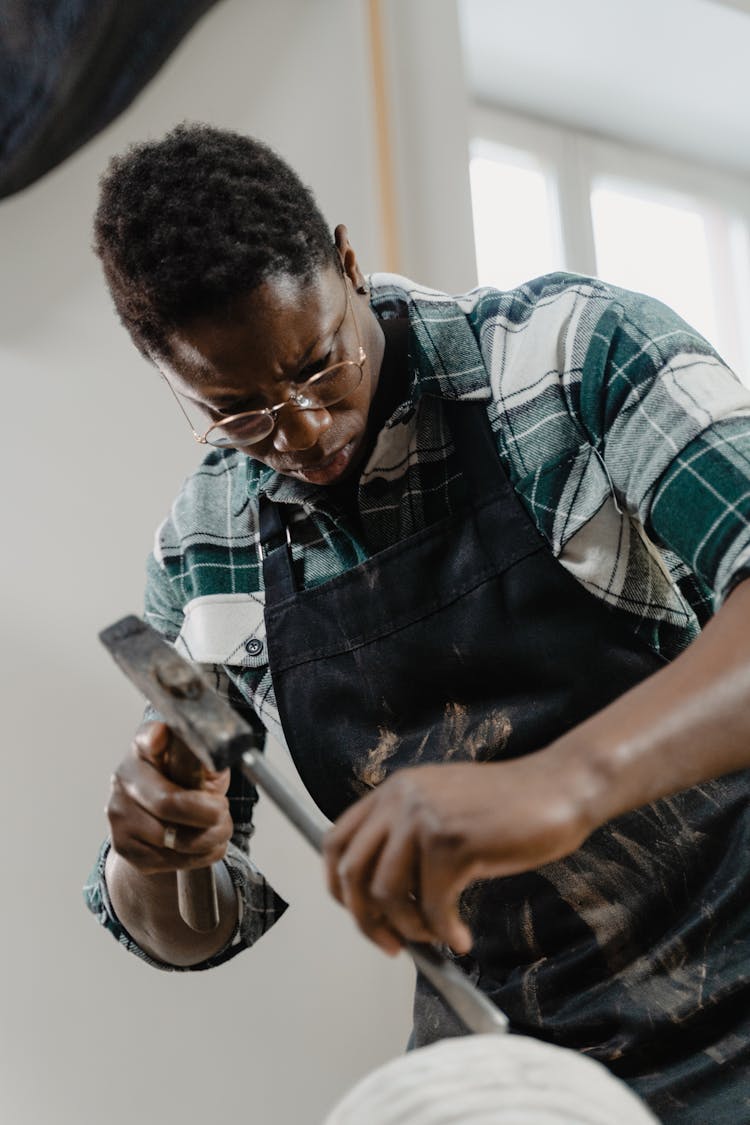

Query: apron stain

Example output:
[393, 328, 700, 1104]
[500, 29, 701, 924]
[438, 702, 512, 764]
[261, 400, 750, 1118]
[351, 702, 513, 795]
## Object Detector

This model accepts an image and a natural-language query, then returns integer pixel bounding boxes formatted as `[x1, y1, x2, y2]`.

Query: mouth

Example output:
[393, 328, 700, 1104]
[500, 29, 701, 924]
[288, 438, 360, 484]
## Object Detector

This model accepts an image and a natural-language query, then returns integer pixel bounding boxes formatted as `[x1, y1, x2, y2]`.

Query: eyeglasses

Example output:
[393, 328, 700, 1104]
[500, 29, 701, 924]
[162, 280, 367, 449]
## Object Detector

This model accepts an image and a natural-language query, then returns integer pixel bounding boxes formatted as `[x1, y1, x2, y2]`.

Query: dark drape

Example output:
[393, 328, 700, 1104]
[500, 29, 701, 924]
[0, 0, 224, 199]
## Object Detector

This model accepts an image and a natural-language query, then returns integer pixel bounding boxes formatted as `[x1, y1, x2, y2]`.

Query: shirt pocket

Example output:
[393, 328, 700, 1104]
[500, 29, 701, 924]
[174, 592, 268, 668]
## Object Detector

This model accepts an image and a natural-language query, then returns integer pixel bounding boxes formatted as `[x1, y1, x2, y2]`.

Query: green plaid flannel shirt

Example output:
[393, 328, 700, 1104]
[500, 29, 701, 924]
[86, 271, 750, 968]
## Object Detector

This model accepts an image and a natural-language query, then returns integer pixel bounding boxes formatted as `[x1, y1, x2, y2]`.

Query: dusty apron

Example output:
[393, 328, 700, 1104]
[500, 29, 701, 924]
[259, 399, 750, 1123]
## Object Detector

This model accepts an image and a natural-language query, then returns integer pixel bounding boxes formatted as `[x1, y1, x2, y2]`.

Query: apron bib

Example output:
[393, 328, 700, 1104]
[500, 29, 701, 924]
[259, 399, 750, 1123]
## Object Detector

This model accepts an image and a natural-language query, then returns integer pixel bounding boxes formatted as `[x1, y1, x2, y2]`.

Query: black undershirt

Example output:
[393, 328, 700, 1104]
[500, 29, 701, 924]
[326, 314, 410, 520]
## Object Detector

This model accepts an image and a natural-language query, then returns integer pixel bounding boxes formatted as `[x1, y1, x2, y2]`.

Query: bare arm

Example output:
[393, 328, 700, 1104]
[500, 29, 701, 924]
[104, 722, 239, 966]
[563, 574, 750, 822]
[323, 577, 750, 955]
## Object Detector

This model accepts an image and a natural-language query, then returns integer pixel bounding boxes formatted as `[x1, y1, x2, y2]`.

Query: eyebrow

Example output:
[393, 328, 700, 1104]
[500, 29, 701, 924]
[199, 292, 349, 409]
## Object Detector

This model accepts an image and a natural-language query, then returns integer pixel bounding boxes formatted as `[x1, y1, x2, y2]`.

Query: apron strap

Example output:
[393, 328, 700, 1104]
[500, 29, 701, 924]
[443, 399, 508, 506]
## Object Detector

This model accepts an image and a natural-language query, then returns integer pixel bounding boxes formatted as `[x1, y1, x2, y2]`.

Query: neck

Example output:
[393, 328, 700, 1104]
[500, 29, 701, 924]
[326, 315, 410, 514]
[369, 315, 410, 430]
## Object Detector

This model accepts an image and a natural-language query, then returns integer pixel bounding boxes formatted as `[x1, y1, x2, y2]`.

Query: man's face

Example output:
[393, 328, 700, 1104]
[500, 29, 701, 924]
[159, 263, 384, 485]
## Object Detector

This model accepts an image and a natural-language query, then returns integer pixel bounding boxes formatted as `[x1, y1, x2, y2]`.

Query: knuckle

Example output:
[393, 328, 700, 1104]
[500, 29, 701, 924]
[389, 772, 437, 821]
[352, 913, 379, 941]
[108, 768, 129, 798]
[105, 797, 129, 828]
[370, 879, 408, 912]
[186, 825, 226, 855]
[131, 733, 150, 761]
[322, 831, 341, 861]
[337, 859, 355, 888]
[419, 815, 463, 851]
[369, 881, 390, 907]
[337, 855, 367, 891]
[390, 771, 418, 803]
[208, 842, 228, 864]
[151, 789, 180, 821]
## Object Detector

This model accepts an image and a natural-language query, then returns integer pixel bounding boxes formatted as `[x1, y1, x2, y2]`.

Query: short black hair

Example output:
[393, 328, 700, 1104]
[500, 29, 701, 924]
[93, 122, 338, 359]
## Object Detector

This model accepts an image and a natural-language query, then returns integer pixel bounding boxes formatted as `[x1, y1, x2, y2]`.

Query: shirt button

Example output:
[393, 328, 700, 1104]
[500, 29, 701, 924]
[245, 637, 264, 657]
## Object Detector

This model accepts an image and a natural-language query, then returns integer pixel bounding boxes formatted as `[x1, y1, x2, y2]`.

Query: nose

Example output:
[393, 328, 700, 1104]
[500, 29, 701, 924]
[272, 405, 333, 452]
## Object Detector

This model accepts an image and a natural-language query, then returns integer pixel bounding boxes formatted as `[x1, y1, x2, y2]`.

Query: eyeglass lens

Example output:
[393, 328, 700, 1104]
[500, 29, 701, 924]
[205, 360, 364, 447]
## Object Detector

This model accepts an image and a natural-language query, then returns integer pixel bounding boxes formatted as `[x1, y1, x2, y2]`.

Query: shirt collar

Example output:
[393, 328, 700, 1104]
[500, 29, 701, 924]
[369, 273, 491, 404]
[245, 455, 318, 506]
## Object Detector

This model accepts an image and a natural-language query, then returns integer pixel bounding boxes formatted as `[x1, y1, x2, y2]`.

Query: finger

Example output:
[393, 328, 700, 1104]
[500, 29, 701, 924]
[332, 810, 386, 911]
[159, 816, 235, 857]
[134, 720, 170, 750]
[369, 827, 436, 944]
[326, 791, 377, 851]
[328, 814, 403, 955]
[134, 723, 230, 793]
[112, 835, 230, 875]
[108, 789, 232, 874]
[111, 763, 230, 831]
[323, 793, 378, 899]
[418, 845, 474, 954]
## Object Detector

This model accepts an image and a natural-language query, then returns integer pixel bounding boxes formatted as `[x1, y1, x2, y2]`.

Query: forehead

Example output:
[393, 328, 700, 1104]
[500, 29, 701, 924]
[164, 265, 344, 391]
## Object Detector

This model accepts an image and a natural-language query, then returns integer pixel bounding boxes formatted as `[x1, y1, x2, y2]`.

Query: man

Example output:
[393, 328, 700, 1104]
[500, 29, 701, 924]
[87, 122, 750, 1121]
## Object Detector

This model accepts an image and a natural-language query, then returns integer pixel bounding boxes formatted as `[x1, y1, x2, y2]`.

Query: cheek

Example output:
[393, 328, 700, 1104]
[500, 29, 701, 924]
[241, 433, 277, 465]
[351, 380, 377, 421]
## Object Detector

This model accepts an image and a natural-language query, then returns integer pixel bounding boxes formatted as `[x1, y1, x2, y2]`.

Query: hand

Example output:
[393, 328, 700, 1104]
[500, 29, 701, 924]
[106, 721, 234, 875]
[323, 754, 594, 956]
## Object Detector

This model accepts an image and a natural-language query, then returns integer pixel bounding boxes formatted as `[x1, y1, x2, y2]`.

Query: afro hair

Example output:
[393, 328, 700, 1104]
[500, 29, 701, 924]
[93, 122, 339, 359]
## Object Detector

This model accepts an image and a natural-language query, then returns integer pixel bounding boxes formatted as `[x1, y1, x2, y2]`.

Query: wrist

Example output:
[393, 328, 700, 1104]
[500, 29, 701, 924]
[541, 732, 621, 839]
[104, 847, 239, 966]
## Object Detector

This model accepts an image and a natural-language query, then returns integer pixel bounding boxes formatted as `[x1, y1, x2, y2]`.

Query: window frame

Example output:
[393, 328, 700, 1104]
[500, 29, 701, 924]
[470, 103, 750, 375]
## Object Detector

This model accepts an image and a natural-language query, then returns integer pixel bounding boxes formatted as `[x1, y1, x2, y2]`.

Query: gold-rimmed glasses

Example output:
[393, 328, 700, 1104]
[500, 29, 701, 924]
[162, 280, 366, 449]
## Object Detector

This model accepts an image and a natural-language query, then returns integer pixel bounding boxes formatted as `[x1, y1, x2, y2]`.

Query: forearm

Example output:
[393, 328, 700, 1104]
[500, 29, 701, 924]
[556, 577, 750, 831]
[104, 848, 239, 967]
[323, 579, 750, 952]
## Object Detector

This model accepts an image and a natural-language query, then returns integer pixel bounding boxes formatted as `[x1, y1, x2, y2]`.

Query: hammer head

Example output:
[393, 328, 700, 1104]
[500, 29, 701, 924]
[98, 615, 257, 770]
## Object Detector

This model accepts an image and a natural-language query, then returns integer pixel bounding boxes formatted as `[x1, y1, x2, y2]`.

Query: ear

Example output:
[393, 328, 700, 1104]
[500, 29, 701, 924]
[334, 223, 368, 293]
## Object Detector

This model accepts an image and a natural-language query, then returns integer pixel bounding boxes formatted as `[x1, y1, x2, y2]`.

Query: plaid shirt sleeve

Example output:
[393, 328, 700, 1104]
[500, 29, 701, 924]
[83, 839, 288, 971]
[648, 419, 750, 605]
[83, 549, 288, 970]
[576, 288, 750, 606]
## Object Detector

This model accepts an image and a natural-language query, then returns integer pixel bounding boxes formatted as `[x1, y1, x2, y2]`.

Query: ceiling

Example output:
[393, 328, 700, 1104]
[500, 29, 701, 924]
[458, 0, 750, 176]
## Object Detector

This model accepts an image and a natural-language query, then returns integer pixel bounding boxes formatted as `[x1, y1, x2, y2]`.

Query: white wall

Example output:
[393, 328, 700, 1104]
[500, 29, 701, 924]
[0, 3, 476, 1123]
[380, 0, 477, 291]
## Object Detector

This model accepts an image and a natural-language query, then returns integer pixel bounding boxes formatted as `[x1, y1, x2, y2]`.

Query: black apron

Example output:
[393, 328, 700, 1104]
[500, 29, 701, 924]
[259, 399, 750, 1123]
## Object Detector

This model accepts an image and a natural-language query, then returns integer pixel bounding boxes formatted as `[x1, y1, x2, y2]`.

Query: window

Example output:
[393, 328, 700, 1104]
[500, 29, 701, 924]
[468, 105, 750, 377]
[470, 141, 563, 289]
[590, 179, 719, 345]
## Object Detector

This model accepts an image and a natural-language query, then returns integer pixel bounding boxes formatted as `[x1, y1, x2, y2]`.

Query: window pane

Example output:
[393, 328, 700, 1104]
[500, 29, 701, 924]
[591, 180, 719, 344]
[729, 217, 750, 378]
[470, 143, 563, 290]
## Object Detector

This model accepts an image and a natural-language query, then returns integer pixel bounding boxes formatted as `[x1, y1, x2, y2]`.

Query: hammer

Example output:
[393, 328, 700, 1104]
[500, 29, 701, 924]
[99, 614, 508, 1036]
